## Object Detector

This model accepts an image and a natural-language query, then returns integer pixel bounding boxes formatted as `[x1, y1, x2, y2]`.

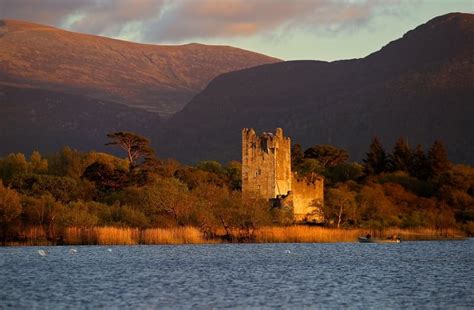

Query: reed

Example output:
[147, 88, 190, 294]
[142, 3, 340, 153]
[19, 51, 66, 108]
[6, 225, 466, 246]
[64, 227, 98, 245]
[21, 226, 49, 245]
[141, 227, 206, 244]
[95, 227, 139, 245]
[383, 227, 465, 241]
[255, 226, 363, 243]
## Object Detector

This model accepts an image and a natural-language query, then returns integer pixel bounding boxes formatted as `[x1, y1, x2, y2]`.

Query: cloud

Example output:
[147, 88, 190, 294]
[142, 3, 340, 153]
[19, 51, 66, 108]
[0, 0, 403, 42]
[0, 0, 91, 25]
[0, 0, 165, 36]
[65, 0, 166, 37]
[146, 0, 399, 41]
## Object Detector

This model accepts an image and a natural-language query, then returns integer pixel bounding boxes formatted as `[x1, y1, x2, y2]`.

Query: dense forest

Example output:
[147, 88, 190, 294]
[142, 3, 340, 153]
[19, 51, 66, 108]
[0, 132, 473, 244]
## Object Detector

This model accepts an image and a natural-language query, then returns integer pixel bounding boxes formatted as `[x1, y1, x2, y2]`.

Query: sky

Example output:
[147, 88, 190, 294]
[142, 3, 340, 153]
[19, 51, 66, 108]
[1, 0, 472, 61]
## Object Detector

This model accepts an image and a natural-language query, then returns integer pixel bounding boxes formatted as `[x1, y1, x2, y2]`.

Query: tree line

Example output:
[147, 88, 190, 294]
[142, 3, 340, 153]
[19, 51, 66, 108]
[292, 138, 473, 234]
[0, 132, 473, 244]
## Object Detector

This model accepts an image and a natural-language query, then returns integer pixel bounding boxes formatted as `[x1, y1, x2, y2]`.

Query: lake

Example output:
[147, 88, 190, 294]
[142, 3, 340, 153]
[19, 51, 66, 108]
[1, 240, 473, 309]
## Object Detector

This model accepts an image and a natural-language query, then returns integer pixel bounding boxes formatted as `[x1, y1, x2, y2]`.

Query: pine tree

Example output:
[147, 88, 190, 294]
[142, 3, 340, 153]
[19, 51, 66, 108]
[390, 137, 412, 172]
[427, 140, 451, 179]
[105, 132, 155, 171]
[410, 144, 430, 180]
[363, 137, 388, 175]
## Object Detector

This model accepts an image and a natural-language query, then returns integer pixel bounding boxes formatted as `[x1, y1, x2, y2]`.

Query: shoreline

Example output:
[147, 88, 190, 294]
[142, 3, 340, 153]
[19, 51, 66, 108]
[3, 226, 467, 246]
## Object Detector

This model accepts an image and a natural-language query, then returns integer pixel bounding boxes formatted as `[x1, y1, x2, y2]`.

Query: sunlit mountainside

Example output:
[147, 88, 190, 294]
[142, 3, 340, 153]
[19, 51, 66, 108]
[0, 19, 280, 115]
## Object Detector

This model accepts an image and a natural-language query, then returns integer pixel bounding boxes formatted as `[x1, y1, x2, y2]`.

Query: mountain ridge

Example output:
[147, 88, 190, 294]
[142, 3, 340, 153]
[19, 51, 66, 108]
[0, 19, 280, 115]
[158, 12, 474, 164]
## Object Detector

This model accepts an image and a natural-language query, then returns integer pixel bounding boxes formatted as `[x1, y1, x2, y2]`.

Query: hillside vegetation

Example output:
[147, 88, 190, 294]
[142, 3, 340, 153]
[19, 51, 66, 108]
[1, 132, 472, 245]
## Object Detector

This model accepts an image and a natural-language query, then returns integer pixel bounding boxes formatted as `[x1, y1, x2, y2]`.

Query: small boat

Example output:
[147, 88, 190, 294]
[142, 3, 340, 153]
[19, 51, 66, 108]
[358, 236, 401, 243]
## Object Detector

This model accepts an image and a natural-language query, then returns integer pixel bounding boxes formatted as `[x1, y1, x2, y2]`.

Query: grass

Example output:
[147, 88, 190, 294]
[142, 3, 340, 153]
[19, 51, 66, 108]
[5, 225, 467, 246]
[141, 227, 206, 244]
[255, 226, 363, 243]
[383, 227, 465, 241]
[96, 227, 139, 245]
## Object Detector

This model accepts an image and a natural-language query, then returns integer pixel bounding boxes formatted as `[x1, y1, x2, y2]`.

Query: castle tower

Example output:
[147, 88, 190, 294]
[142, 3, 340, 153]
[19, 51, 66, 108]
[242, 128, 325, 223]
[242, 128, 291, 199]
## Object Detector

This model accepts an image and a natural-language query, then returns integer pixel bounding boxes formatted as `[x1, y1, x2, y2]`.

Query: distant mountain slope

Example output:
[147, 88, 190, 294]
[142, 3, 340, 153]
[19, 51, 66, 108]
[0, 20, 280, 116]
[159, 13, 474, 164]
[0, 85, 160, 155]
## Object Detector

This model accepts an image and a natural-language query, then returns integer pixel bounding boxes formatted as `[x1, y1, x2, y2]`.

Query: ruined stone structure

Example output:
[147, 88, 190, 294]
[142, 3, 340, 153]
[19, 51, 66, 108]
[242, 128, 324, 222]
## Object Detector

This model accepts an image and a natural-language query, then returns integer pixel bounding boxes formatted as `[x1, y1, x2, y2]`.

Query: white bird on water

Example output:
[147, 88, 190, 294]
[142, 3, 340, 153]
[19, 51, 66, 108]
[107, 248, 112, 253]
[69, 249, 78, 255]
[37, 250, 48, 256]
[285, 249, 291, 254]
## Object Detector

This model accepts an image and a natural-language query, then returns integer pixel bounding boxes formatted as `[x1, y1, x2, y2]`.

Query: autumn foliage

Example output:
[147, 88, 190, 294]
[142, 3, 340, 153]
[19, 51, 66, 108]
[0, 133, 472, 245]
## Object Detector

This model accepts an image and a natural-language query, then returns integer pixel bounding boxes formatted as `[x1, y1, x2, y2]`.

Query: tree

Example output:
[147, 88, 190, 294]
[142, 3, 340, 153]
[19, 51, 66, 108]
[144, 178, 193, 226]
[357, 184, 400, 232]
[410, 145, 430, 180]
[46, 147, 85, 178]
[427, 140, 451, 179]
[291, 143, 304, 167]
[390, 137, 412, 172]
[294, 158, 324, 176]
[110, 204, 150, 228]
[29, 151, 48, 174]
[304, 145, 349, 168]
[0, 153, 28, 183]
[175, 167, 228, 190]
[106, 132, 155, 170]
[324, 184, 357, 228]
[363, 137, 388, 175]
[64, 201, 99, 228]
[10, 174, 78, 203]
[226, 161, 242, 191]
[197, 161, 226, 175]
[324, 162, 363, 184]
[0, 181, 22, 243]
[213, 191, 271, 241]
[432, 202, 457, 236]
[20, 194, 65, 241]
[82, 162, 129, 192]
[191, 183, 230, 237]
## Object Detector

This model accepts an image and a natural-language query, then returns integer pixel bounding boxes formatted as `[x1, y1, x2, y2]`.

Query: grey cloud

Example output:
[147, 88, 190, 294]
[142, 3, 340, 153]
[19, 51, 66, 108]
[0, 0, 93, 25]
[66, 0, 165, 37]
[0, 0, 165, 37]
[138, 0, 404, 42]
[0, 0, 403, 42]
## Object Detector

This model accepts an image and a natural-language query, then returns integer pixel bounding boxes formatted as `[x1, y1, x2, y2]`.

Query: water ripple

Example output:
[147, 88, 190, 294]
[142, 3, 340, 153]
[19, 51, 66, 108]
[1, 240, 473, 309]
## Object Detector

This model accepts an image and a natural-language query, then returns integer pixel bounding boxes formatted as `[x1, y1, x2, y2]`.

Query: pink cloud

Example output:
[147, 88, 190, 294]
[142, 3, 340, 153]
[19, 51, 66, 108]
[1, 0, 403, 41]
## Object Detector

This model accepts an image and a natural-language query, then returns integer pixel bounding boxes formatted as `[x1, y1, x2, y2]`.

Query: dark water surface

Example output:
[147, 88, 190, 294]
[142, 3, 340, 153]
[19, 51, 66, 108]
[1, 240, 473, 309]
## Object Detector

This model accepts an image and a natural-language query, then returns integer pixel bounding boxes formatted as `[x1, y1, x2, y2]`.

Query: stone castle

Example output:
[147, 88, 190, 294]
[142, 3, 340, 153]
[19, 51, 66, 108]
[242, 128, 324, 222]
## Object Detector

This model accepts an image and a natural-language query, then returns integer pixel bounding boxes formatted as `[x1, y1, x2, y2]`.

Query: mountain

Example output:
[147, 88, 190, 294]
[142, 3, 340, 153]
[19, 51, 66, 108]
[159, 13, 474, 164]
[0, 84, 161, 156]
[0, 20, 280, 116]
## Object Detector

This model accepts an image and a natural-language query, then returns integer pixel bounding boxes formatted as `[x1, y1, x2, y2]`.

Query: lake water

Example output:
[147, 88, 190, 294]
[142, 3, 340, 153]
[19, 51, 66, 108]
[1, 240, 473, 309]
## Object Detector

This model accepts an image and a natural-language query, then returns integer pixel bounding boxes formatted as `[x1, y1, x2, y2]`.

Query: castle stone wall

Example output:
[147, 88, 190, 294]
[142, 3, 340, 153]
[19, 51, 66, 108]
[292, 173, 324, 222]
[242, 128, 291, 198]
[242, 128, 324, 222]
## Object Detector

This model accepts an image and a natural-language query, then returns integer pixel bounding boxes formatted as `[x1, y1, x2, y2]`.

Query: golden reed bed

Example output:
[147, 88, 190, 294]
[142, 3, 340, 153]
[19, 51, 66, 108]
[7, 226, 465, 246]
